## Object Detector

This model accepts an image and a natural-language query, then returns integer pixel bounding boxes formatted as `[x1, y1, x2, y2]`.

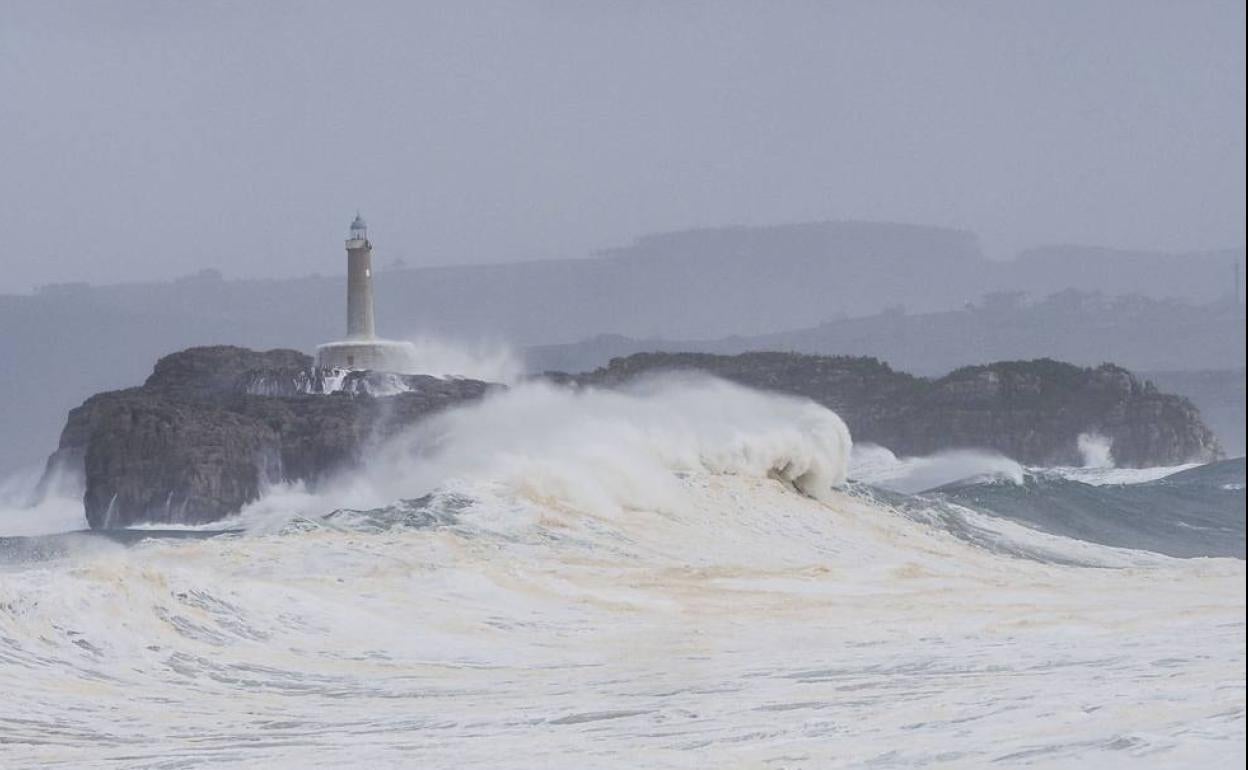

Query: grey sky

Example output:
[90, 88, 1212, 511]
[1, 0, 1243, 293]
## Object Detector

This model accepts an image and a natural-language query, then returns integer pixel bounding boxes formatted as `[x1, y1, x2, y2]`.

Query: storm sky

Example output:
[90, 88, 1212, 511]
[1, 0, 1243, 293]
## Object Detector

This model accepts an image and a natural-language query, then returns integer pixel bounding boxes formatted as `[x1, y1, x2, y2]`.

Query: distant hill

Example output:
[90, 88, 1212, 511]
[526, 291, 1246, 376]
[1005, 245, 1245, 302]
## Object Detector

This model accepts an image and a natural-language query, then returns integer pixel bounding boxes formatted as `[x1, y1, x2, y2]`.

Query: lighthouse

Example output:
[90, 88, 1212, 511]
[345, 213, 376, 339]
[315, 214, 411, 372]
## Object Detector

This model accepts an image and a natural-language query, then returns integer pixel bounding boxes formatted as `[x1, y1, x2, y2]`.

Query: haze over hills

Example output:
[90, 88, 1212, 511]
[1007, 245, 1246, 301]
[1, 221, 1244, 475]
[528, 290, 1247, 376]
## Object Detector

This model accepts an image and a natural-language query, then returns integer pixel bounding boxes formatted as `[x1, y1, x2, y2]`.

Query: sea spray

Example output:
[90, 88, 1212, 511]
[1078, 431, 1115, 468]
[238, 374, 852, 527]
[393, 334, 523, 383]
[0, 462, 87, 536]
[309, 335, 523, 395]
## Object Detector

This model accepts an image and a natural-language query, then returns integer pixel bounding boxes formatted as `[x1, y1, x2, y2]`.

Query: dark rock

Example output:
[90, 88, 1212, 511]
[554, 352, 1221, 467]
[46, 346, 493, 529]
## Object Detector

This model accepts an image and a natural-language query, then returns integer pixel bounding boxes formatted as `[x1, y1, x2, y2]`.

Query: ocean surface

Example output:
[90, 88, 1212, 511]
[1, 378, 1244, 768]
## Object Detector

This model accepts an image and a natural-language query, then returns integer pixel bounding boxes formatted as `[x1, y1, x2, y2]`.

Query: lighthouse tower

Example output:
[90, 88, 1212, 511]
[345, 213, 376, 339]
[315, 214, 410, 372]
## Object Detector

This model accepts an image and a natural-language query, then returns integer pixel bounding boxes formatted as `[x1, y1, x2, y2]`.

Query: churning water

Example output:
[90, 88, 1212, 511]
[1, 377, 1243, 768]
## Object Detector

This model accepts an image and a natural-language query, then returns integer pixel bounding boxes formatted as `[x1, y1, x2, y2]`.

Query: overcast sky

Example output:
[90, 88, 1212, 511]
[1, 0, 1243, 293]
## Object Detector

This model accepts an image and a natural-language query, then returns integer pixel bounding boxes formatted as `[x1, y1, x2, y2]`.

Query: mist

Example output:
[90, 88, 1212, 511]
[1, 0, 1244, 293]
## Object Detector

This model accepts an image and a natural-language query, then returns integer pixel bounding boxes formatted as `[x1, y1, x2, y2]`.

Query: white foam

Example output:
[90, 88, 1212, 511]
[1043, 463, 1202, 486]
[0, 469, 1241, 768]
[849, 443, 1025, 493]
[850, 441, 1207, 490]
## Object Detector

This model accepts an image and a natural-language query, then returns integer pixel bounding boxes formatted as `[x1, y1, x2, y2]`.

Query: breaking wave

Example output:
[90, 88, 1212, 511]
[848, 443, 1025, 494]
[0, 375, 1243, 768]
[238, 374, 852, 529]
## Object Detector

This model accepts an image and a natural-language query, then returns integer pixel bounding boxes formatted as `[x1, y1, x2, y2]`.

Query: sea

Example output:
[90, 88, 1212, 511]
[1, 376, 1243, 768]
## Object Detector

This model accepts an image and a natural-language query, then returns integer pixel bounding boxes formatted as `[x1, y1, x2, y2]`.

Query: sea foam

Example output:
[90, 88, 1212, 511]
[239, 373, 852, 528]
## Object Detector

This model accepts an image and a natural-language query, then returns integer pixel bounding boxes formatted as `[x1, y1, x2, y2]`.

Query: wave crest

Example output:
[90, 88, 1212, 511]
[242, 374, 852, 526]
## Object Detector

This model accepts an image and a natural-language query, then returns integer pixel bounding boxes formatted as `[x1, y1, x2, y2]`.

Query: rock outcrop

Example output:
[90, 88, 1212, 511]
[45, 347, 1221, 529]
[553, 353, 1221, 468]
[44, 346, 492, 528]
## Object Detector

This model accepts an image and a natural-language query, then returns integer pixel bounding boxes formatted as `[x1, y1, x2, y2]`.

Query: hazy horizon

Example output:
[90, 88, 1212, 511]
[7, 216, 1247, 295]
[2, 0, 1244, 293]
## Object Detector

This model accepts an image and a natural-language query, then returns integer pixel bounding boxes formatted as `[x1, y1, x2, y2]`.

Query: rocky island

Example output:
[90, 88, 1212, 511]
[41, 346, 1220, 529]
[555, 352, 1221, 468]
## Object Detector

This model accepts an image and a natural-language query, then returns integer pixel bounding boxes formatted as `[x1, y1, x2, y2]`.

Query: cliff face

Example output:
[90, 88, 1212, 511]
[1140, 369, 1246, 458]
[46, 346, 492, 528]
[558, 353, 1221, 468]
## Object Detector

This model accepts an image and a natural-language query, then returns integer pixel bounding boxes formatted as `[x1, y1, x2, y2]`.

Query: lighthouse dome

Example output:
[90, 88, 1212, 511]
[350, 213, 367, 231]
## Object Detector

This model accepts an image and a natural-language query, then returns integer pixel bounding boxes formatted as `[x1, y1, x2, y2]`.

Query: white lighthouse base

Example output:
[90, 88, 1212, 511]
[315, 339, 415, 372]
